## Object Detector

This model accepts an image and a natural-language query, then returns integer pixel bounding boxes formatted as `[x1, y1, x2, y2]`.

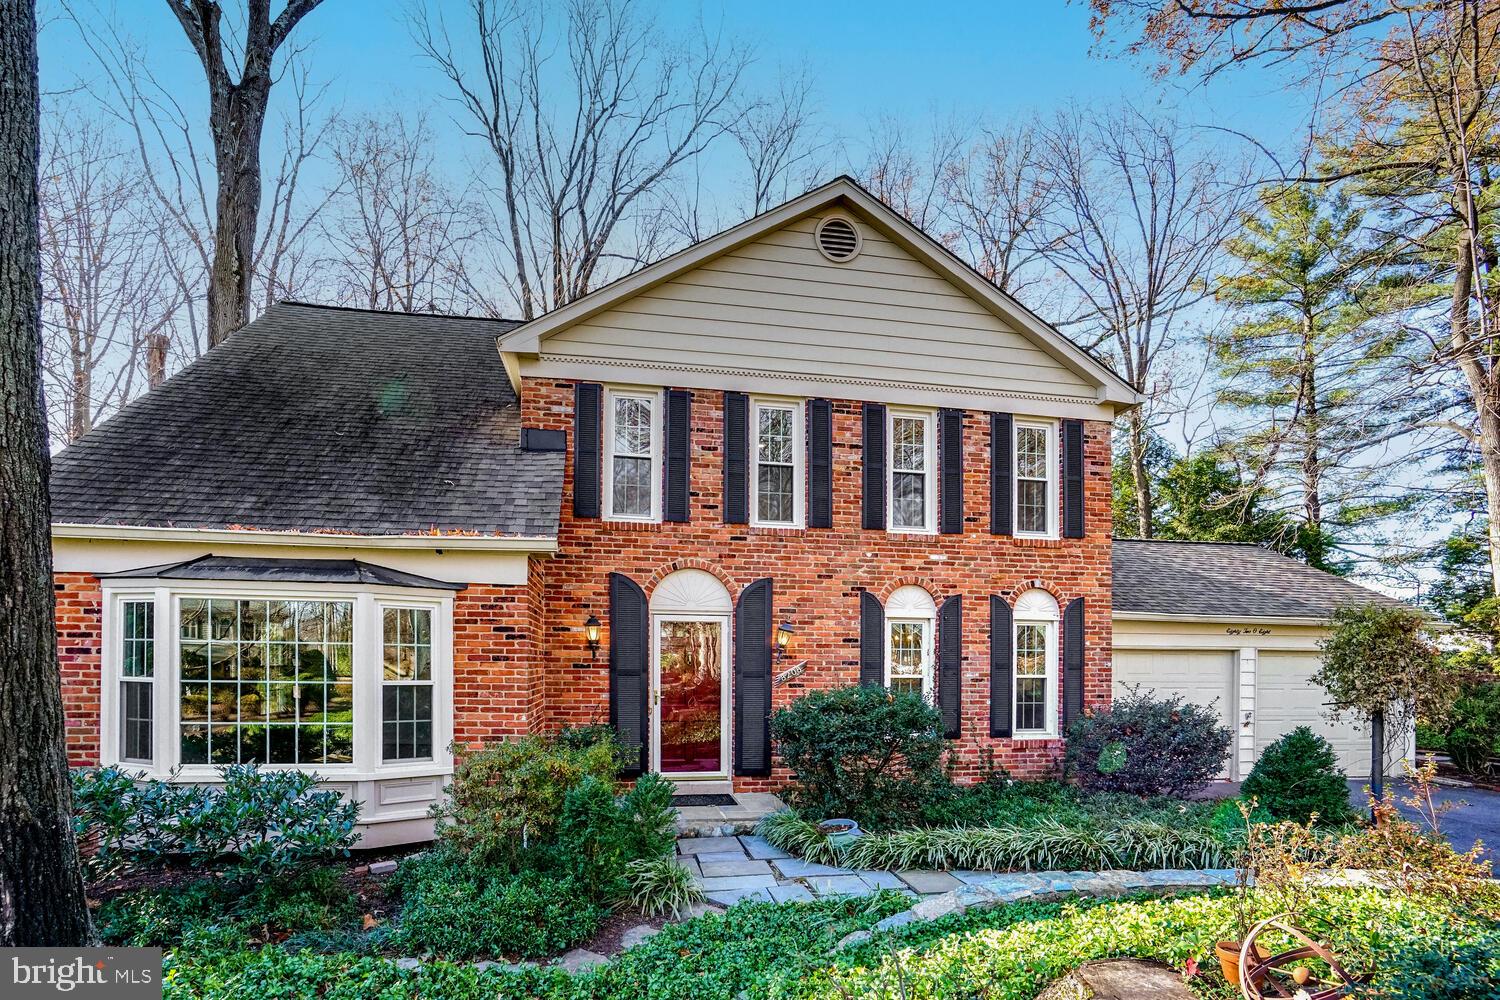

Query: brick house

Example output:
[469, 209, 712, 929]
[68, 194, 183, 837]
[48, 178, 1401, 845]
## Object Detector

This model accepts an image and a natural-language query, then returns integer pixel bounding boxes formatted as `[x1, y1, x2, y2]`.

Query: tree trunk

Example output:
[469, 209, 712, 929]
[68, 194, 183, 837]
[0, 0, 93, 946]
[205, 90, 268, 348]
[1449, 221, 1500, 601]
[1127, 407, 1154, 538]
[69, 353, 90, 442]
[1299, 318, 1322, 530]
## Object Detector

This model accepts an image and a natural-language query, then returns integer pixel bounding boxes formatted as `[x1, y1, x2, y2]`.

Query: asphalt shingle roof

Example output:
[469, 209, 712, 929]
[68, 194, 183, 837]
[50, 302, 563, 537]
[1111, 539, 1410, 620]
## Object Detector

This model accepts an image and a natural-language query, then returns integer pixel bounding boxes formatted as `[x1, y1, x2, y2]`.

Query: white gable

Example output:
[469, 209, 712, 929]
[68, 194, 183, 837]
[501, 180, 1138, 420]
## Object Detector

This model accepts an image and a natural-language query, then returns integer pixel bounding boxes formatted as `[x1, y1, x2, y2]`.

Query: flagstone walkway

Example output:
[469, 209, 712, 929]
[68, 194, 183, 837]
[675, 833, 1241, 909]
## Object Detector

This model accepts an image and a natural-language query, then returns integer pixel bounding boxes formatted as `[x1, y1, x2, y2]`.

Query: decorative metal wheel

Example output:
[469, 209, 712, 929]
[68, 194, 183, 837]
[1239, 915, 1365, 1000]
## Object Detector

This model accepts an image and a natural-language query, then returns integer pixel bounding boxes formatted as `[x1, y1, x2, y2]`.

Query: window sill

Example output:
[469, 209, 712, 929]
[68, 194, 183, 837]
[1011, 732, 1060, 742]
[748, 522, 805, 533]
[126, 762, 453, 784]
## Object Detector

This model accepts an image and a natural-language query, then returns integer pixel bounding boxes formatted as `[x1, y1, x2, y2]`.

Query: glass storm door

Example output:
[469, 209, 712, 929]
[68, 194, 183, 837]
[654, 617, 727, 775]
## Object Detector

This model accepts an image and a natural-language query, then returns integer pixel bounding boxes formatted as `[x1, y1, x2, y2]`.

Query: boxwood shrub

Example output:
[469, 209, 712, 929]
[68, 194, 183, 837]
[770, 685, 950, 829]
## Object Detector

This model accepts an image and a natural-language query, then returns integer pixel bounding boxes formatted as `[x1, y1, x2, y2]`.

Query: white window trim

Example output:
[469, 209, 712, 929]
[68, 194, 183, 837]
[750, 397, 805, 528]
[887, 407, 937, 534]
[1013, 591, 1060, 738]
[603, 386, 663, 523]
[100, 579, 454, 783]
[1013, 418, 1059, 539]
[378, 601, 439, 764]
[885, 617, 936, 701]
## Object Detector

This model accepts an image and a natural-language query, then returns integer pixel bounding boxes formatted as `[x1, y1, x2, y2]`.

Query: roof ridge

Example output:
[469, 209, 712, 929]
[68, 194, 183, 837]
[1112, 537, 1264, 547]
[275, 299, 527, 325]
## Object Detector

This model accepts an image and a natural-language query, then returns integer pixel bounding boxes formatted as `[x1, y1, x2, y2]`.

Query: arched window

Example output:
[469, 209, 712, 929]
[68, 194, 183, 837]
[1013, 589, 1059, 736]
[885, 585, 936, 700]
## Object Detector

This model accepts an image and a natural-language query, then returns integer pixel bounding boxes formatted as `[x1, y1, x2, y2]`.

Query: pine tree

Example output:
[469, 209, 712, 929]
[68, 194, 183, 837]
[1212, 185, 1403, 573]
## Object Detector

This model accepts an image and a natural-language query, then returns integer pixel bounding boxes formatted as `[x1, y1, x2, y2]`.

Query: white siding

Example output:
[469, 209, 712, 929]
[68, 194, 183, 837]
[542, 216, 1097, 402]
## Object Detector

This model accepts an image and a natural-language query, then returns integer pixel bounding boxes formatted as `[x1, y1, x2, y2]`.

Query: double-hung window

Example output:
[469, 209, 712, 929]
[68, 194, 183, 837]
[382, 606, 434, 761]
[889, 409, 935, 532]
[1014, 420, 1057, 537]
[1012, 589, 1059, 736]
[119, 599, 155, 763]
[605, 388, 660, 521]
[885, 585, 937, 700]
[752, 399, 803, 527]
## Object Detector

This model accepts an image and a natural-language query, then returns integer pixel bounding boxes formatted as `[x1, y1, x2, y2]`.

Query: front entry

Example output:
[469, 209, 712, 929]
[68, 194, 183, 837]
[652, 615, 730, 776]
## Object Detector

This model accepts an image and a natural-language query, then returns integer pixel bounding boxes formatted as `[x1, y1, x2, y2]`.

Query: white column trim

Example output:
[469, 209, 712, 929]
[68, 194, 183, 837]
[1236, 646, 1258, 780]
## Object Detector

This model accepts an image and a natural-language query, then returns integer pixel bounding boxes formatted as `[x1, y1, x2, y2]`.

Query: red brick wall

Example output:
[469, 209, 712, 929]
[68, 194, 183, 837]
[523, 379, 1114, 786]
[56, 573, 102, 766]
[452, 576, 545, 744]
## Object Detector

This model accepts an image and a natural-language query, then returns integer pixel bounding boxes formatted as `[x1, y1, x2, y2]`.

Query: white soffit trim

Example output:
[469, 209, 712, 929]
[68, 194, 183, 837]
[496, 176, 1142, 408]
[52, 523, 559, 554]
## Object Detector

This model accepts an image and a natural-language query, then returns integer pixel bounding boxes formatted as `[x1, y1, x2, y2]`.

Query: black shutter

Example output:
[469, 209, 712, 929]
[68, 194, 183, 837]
[862, 403, 886, 530]
[723, 392, 749, 524]
[1062, 418, 1085, 539]
[808, 399, 833, 528]
[608, 573, 649, 777]
[939, 409, 964, 534]
[665, 389, 691, 523]
[734, 578, 773, 777]
[989, 596, 1014, 737]
[574, 383, 602, 518]
[859, 591, 884, 686]
[938, 595, 962, 739]
[1062, 597, 1084, 728]
[990, 412, 1012, 535]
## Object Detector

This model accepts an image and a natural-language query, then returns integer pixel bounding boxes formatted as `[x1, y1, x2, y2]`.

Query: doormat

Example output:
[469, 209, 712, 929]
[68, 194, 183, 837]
[672, 794, 737, 807]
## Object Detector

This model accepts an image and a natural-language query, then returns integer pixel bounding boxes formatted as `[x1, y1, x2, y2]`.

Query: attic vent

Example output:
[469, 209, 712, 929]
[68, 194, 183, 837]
[814, 216, 861, 262]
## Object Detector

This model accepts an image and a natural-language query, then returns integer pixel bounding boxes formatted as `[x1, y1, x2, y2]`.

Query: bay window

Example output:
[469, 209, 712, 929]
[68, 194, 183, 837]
[102, 579, 452, 779]
[119, 599, 154, 763]
[382, 606, 434, 762]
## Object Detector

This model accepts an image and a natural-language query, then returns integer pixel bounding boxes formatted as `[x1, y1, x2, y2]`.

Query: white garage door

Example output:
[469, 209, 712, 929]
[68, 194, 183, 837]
[1255, 650, 1372, 777]
[1112, 649, 1237, 778]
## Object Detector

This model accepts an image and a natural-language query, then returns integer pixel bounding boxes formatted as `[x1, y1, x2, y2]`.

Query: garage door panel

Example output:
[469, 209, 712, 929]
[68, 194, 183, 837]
[1256, 651, 1370, 776]
[1112, 649, 1236, 778]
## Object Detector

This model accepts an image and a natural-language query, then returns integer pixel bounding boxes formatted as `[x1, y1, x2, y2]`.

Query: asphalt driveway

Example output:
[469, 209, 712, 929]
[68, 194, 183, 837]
[1200, 779, 1497, 861]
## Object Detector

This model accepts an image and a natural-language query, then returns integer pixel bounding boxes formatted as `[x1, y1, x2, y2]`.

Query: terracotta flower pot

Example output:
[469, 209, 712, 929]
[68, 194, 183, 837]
[1215, 940, 1269, 987]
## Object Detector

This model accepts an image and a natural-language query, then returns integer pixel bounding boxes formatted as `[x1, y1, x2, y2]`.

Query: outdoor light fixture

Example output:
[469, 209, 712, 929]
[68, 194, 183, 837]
[775, 622, 795, 661]
[584, 615, 602, 660]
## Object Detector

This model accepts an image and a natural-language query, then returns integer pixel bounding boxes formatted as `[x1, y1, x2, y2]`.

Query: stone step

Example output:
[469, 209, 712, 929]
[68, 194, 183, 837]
[667, 778, 734, 797]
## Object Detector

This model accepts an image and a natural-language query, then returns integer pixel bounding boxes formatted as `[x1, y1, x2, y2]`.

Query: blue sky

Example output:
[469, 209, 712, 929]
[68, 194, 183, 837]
[40, 0, 1311, 180]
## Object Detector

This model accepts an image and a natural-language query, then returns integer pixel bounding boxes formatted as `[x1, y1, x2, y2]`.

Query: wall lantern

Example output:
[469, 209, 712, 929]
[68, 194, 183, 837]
[775, 622, 795, 661]
[584, 615, 602, 660]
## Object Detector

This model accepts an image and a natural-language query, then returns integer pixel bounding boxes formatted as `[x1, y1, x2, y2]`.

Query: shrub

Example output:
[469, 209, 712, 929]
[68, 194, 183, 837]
[433, 730, 621, 868]
[1444, 683, 1500, 775]
[1241, 726, 1355, 824]
[388, 851, 605, 960]
[1355, 929, 1500, 1000]
[625, 857, 704, 917]
[555, 771, 676, 890]
[72, 764, 359, 882]
[771, 685, 950, 829]
[1064, 687, 1231, 796]
[97, 867, 356, 947]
